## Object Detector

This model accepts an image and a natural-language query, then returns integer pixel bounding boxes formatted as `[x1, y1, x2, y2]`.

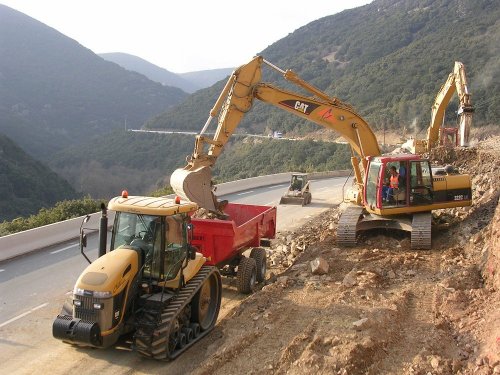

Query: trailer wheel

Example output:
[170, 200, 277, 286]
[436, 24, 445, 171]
[237, 257, 257, 294]
[250, 247, 267, 282]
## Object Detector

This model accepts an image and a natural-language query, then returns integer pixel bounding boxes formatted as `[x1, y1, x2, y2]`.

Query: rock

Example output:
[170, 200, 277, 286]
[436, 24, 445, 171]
[493, 365, 500, 374]
[310, 257, 329, 275]
[387, 270, 396, 279]
[430, 356, 440, 369]
[291, 263, 308, 271]
[352, 317, 370, 330]
[277, 276, 289, 285]
[406, 269, 416, 276]
[342, 271, 358, 287]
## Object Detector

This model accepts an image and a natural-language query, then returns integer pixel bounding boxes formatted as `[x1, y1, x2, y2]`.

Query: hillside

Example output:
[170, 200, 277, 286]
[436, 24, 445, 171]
[99, 52, 199, 93]
[100, 52, 234, 93]
[0, 5, 187, 159]
[179, 68, 234, 89]
[48, 131, 353, 198]
[48, 131, 196, 198]
[146, 0, 500, 136]
[0, 134, 77, 221]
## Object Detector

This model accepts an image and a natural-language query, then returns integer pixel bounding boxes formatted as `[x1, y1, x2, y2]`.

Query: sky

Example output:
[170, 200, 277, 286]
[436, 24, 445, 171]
[2, 0, 372, 73]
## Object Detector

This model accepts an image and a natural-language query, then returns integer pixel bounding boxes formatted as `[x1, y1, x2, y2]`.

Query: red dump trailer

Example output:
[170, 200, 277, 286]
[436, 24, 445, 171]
[191, 203, 276, 293]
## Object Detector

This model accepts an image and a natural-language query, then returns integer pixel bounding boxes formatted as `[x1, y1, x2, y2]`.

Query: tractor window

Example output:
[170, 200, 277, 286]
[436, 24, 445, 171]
[409, 161, 433, 206]
[163, 214, 187, 280]
[112, 212, 159, 251]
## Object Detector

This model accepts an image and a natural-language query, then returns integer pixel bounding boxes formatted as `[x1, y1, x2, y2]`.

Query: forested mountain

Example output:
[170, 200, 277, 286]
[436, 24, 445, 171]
[99, 53, 234, 93]
[0, 134, 76, 221]
[147, 0, 499, 135]
[48, 131, 352, 198]
[48, 131, 196, 198]
[178, 68, 234, 90]
[99, 53, 199, 93]
[0, 5, 187, 160]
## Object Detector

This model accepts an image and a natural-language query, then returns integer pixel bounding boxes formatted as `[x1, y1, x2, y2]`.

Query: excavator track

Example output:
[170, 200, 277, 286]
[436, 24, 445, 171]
[134, 266, 221, 360]
[337, 206, 364, 247]
[411, 212, 432, 250]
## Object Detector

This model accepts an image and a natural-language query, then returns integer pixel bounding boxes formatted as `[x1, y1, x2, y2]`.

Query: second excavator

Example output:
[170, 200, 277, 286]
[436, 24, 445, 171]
[170, 56, 472, 249]
[403, 61, 474, 154]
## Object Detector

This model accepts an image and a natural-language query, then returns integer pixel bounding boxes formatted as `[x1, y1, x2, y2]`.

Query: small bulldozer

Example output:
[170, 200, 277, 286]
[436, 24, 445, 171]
[279, 173, 312, 206]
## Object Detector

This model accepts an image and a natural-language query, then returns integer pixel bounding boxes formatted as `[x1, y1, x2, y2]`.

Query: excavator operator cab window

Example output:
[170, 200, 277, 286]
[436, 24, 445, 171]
[409, 161, 433, 205]
[380, 161, 409, 207]
[365, 162, 381, 208]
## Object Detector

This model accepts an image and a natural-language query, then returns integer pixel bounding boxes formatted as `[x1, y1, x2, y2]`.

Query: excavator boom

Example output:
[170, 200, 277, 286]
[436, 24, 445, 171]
[170, 56, 380, 211]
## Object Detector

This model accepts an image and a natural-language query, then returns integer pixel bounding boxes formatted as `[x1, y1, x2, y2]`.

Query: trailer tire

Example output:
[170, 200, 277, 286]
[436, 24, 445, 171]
[250, 247, 267, 282]
[237, 257, 257, 294]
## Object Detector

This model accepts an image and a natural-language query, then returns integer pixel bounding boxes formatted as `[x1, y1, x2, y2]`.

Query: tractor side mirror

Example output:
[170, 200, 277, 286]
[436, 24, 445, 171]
[80, 215, 92, 264]
[81, 232, 87, 248]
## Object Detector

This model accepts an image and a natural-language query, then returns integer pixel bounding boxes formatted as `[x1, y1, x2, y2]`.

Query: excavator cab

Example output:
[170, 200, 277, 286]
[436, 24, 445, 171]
[364, 155, 434, 212]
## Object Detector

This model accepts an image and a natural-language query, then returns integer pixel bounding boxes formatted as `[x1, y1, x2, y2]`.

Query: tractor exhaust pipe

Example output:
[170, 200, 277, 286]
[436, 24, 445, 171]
[98, 203, 107, 258]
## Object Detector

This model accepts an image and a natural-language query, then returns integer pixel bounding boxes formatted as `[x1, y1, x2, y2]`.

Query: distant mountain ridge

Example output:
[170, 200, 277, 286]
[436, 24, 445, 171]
[99, 52, 234, 93]
[0, 4, 188, 159]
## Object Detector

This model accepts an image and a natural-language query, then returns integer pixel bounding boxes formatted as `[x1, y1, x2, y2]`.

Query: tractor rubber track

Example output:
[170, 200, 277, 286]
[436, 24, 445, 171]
[337, 206, 363, 247]
[134, 266, 217, 360]
[411, 212, 432, 249]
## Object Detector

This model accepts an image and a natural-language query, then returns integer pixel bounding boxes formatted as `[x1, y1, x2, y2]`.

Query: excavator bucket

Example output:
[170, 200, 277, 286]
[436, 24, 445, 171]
[170, 166, 218, 212]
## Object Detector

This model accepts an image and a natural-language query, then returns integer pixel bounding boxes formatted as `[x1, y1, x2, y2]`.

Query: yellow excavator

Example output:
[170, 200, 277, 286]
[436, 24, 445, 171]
[171, 56, 472, 249]
[403, 61, 474, 154]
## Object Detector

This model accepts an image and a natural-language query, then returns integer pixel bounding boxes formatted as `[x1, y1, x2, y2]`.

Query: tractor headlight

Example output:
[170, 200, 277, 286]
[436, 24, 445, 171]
[73, 287, 85, 296]
[93, 291, 112, 298]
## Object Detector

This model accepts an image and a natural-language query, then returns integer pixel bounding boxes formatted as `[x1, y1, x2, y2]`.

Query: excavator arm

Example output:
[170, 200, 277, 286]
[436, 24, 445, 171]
[425, 61, 474, 151]
[170, 56, 380, 211]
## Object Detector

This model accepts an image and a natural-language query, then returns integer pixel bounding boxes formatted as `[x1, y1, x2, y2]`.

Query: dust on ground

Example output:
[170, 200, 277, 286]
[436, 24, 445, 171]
[184, 135, 500, 375]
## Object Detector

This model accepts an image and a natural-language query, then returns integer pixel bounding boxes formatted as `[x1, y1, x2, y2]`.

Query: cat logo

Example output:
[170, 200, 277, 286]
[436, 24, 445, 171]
[294, 101, 309, 113]
[279, 99, 319, 115]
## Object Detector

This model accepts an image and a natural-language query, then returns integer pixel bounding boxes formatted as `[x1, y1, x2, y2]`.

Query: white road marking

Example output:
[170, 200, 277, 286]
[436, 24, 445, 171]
[0, 302, 49, 328]
[270, 184, 287, 188]
[50, 243, 78, 254]
[0, 269, 5, 273]
[237, 190, 254, 196]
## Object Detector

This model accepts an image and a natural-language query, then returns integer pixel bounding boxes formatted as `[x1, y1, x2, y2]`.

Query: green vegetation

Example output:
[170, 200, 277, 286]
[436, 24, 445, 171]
[49, 131, 196, 199]
[213, 138, 351, 182]
[0, 134, 77, 222]
[147, 0, 500, 135]
[0, 197, 105, 236]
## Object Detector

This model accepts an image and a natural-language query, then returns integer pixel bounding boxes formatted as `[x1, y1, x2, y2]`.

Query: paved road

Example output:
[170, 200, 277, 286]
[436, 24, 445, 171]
[0, 176, 349, 374]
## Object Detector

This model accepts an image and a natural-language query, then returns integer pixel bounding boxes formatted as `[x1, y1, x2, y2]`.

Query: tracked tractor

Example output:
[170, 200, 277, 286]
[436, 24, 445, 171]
[53, 193, 222, 360]
[279, 173, 312, 206]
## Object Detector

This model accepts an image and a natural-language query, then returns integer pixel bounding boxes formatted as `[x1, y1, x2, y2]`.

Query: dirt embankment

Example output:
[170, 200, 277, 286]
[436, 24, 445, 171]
[187, 136, 500, 375]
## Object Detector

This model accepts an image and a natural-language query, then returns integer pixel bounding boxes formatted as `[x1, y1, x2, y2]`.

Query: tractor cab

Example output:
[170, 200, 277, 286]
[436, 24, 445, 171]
[364, 155, 434, 214]
[107, 194, 204, 287]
